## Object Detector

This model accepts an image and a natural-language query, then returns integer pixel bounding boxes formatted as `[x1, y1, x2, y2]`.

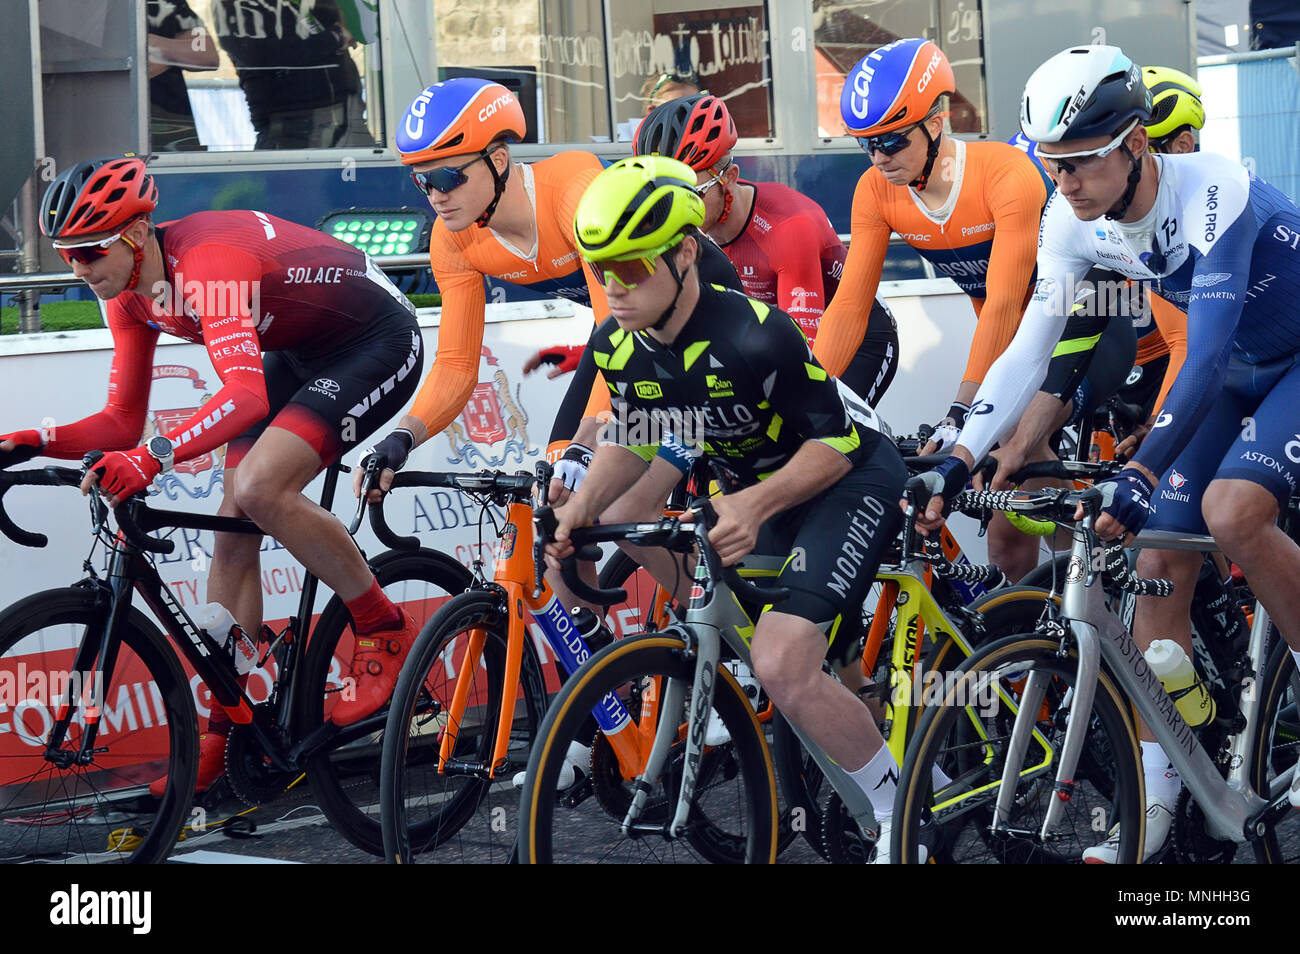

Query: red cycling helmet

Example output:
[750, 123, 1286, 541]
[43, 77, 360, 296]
[635, 94, 738, 172]
[40, 155, 157, 240]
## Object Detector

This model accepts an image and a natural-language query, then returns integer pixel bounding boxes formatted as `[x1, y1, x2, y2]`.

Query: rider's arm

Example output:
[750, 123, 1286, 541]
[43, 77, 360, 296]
[149, 244, 271, 462]
[810, 172, 892, 378]
[1146, 293, 1188, 423]
[402, 228, 489, 443]
[40, 299, 159, 457]
[955, 196, 1091, 462]
[772, 214, 829, 326]
[961, 154, 1047, 386]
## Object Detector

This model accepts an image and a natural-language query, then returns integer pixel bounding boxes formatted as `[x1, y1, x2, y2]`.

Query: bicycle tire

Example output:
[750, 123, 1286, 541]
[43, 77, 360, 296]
[379, 587, 549, 863]
[0, 586, 198, 863]
[295, 547, 472, 856]
[783, 583, 1058, 863]
[893, 634, 1144, 864]
[1250, 630, 1300, 863]
[518, 631, 778, 863]
[598, 551, 806, 860]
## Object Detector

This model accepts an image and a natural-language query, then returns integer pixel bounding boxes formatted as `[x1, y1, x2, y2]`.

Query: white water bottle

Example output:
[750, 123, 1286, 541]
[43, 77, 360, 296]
[193, 602, 259, 676]
[1144, 638, 1215, 727]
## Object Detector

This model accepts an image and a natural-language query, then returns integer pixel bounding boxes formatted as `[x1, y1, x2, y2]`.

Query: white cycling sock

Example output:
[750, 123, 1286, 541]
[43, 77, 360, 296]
[931, 763, 953, 790]
[1141, 740, 1180, 808]
[848, 744, 900, 820]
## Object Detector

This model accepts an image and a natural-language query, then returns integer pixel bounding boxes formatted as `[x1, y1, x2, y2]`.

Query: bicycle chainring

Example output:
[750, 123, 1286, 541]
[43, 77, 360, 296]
[224, 718, 297, 807]
[820, 792, 874, 863]
[1171, 787, 1236, 864]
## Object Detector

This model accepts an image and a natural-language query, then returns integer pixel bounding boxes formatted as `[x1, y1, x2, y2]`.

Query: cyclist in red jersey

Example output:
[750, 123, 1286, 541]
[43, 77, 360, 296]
[0, 155, 426, 790]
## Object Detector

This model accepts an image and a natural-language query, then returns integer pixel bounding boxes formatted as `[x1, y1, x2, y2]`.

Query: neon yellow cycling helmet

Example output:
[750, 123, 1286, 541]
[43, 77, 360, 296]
[1142, 65, 1204, 141]
[574, 155, 705, 263]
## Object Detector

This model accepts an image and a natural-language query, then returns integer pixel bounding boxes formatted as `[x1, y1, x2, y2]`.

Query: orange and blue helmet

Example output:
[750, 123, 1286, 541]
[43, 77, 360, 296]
[840, 38, 955, 138]
[396, 78, 526, 166]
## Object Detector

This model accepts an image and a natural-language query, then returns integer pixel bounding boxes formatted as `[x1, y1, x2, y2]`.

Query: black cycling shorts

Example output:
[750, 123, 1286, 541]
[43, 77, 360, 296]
[742, 432, 906, 665]
[1116, 353, 1170, 421]
[838, 299, 900, 407]
[226, 308, 424, 468]
[1039, 268, 1138, 424]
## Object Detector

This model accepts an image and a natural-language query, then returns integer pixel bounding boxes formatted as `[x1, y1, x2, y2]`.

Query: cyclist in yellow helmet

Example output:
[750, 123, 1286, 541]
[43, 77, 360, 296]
[1143, 65, 1205, 155]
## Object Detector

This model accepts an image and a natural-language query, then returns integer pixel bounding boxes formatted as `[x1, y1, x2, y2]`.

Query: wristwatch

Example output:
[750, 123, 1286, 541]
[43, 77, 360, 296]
[147, 435, 175, 473]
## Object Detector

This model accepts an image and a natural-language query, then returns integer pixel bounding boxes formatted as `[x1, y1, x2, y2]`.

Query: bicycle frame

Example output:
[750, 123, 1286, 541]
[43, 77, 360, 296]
[636, 535, 1008, 840]
[48, 466, 376, 777]
[1004, 520, 1273, 846]
[433, 499, 652, 782]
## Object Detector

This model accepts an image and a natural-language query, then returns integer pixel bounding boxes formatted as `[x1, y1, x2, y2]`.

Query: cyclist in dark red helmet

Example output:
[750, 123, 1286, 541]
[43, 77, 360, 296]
[2, 154, 427, 792]
[635, 93, 899, 406]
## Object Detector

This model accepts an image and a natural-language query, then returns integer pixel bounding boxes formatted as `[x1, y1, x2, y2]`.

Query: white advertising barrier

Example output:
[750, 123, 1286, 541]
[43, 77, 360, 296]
[0, 284, 986, 613]
[0, 287, 989, 781]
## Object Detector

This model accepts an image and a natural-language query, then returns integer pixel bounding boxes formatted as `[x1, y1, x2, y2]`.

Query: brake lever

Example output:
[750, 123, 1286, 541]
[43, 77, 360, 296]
[349, 457, 380, 535]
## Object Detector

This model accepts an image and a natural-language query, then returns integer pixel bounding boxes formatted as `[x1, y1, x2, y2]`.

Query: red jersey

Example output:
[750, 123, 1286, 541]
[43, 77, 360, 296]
[44, 210, 415, 465]
[721, 180, 846, 341]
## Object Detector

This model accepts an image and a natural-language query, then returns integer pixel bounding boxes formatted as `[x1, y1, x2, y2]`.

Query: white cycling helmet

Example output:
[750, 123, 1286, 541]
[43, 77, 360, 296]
[1021, 45, 1152, 219]
[1020, 45, 1151, 144]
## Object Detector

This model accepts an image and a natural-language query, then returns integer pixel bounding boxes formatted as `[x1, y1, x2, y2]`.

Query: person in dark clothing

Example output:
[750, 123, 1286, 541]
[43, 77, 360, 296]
[148, 0, 219, 151]
[212, 0, 374, 149]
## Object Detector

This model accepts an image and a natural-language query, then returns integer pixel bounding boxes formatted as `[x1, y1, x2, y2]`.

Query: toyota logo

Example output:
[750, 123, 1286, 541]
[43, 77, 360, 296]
[315, 379, 341, 392]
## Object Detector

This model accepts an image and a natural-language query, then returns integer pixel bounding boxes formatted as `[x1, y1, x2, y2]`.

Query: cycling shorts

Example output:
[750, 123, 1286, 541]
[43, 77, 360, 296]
[1116, 353, 1170, 422]
[1146, 351, 1300, 533]
[838, 299, 899, 407]
[743, 432, 907, 662]
[226, 308, 423, 468]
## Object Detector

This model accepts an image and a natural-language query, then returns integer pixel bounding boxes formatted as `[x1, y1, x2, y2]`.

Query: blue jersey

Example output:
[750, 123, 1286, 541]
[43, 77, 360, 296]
[962, 151, 1300, 479]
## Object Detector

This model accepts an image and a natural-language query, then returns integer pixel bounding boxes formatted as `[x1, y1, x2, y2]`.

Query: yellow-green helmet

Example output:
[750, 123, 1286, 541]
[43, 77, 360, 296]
[1142, 65, 1205, 140]
[574, 156, 705, 262]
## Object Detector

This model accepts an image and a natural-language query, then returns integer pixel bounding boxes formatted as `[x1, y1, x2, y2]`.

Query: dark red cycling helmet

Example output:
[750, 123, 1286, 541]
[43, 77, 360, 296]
[40, 155, 157, 240]
[634, 94, 738, 171]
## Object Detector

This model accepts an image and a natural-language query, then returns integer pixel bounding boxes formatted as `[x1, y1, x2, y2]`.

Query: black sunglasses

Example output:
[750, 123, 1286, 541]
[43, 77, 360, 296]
[411, 153, 490, 195]
[1145, 234, 1167, 274]
[858, 120, 927, 158]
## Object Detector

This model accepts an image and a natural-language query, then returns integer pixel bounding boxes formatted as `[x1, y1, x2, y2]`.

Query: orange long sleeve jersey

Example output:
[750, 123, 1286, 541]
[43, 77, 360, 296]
[407, 150, 608, 436]
[813, 140, 1047, 385]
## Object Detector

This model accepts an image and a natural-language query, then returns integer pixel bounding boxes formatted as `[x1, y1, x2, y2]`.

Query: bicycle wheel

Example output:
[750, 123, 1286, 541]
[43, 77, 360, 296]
[893, 634, 1144, 864]
[518, 631, 778, 863]
[598, 549, 677, 637]
[784, 583, 1058, 862]
[295, 547, 472, 856]
[0, 587, 197, 863]
[380, 588, 549, 863]
[1250, 632, 1300, 863]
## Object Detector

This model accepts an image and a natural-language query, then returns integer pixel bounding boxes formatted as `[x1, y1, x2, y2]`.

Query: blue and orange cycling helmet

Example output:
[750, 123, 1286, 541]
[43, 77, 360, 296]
[396, 78, 526, 227]
[840, 38, 955, 190]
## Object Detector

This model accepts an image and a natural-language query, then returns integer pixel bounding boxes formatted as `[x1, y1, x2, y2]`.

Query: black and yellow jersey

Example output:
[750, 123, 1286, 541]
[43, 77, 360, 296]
[590, 281, 883, 485]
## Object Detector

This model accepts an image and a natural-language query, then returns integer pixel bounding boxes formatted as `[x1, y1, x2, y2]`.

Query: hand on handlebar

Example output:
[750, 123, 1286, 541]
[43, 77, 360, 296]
[1114, 422, 1151, 461]
[353, 429, 414, 503]
[541, 499, 593, 571]
[80, 447, 158, 506]
[0, 432, 43, 469]
[706, 492, 759, 567]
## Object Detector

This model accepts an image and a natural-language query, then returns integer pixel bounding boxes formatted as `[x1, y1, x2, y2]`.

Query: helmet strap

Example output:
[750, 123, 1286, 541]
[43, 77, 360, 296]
[121, 233, 145, 292]
[1104, 146, 1143, 221]
[653, 251, 686, 331]
[910, 127, 942, 192]
[717, 184, 735, 225]
[475, 149, 511, 229]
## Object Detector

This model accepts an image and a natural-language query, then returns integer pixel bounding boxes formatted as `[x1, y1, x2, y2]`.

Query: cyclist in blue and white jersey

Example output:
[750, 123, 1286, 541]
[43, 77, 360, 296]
[913, 44, 1300, 862]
